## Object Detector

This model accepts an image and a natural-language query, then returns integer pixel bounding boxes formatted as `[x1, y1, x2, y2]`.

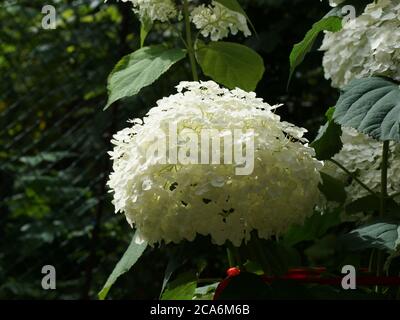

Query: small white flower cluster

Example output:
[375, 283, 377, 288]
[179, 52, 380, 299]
[107, 0, 251, 41]
[108, 81, 322, 246]
[112, 0, 178, 22]
[328, 0, 345, 7]
[190, 1, 251, 41]
[320, 0, 400, 88]
[134, 0, 178, 22]
[323, 127, 400, 203]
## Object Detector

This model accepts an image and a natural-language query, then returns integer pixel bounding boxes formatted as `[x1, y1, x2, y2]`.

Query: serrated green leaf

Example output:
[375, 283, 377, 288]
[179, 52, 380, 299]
[161, 270, 198, 300]
[98, 232, 147, 300]
[105, 45, 186, 109]
[341, 220, 400, 253]
[196, 41, 264, 91]
[288, 16, 342, 86]
[311, 107, 343, 160]
[333, 77, 400, 141]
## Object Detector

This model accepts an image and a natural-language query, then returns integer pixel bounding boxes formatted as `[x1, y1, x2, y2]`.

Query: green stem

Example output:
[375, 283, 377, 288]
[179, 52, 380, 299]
[251, 235, 271, 275]
[368, 248, 376, 273]
[234, 246, 244, 269]
[376, 141, 390, 292]
[376, 252, 383, 278]
[328, 159, 378, 197]
[380, 141, 389, 218]
[168, 21, 188, 48]
[183, 0, 199, 81]
[226, 245, 236, 267]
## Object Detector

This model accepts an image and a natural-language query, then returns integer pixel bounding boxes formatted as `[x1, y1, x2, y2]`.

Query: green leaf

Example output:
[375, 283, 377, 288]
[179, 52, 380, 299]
[319, 172, 347, 203]
[333, 77, 400, 142]
[288, 16, 342, 86]
[262, 242, 301, 276]
[105, 45, 186, 109]
[98, 232, 147, 300]
[311, 107, 343, 160]
[160, 246, 188, 298]
[345, 194, 400, 216]
[243, 260, 264, 275]
[161, 270, 198, 300]
[140, 15, 153, 47]
[214, 0, 256, 34]
[284, 209, 341, 246]
[345, 195, 381, 214]
[193, 283, 219, 300]
[341, 220, 400, 253]
[196, 41, 264, 91]
[214, 0, 245, 16]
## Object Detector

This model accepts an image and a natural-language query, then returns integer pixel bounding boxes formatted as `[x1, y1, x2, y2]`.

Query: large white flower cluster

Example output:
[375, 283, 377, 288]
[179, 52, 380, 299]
[108, 81, 322, 246]
[320, 0, 400, 88]
[323, 127, 400, 203]
[190, 1, 251, 41]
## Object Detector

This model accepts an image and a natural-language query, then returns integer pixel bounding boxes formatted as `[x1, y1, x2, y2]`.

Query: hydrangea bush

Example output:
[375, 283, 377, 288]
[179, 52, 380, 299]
[108, 81, 322, 246]
[100, 0, 400, 300]
[320, 0, 400, 88]
[318, 0, 400, 207]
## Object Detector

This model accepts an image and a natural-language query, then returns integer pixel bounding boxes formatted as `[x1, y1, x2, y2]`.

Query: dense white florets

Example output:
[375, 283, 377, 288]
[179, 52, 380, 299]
[116, 0, 178, 22]
[190, 1, 251, 41]
[320, 0, 400, 88]
[110, 0, 251, 38]
[323, 127, 400, 203]
[108, 81, 322, 246]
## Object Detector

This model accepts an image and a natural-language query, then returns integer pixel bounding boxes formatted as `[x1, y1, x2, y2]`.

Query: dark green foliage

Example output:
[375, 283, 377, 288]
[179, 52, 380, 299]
[311, 107, 343, 160]
[1, 0, 372, 300]
[334, 77, 400, 142]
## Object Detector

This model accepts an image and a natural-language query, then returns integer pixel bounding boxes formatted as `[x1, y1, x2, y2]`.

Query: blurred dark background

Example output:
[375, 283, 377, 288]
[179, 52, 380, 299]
[0, 0, 337, 299]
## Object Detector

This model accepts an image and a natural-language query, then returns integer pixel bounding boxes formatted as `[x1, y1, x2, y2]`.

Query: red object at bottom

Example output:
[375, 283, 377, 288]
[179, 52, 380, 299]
[213, 267, 400, 300]
[262, 267, 400, 286]
[226, 267, 241, 277]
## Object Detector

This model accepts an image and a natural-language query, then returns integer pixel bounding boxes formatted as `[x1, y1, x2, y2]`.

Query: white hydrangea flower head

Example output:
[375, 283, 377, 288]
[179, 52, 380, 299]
[113, 0, 178, 22]
[320, 0, 400, 88]
[323, 127, 400, 203]
[107, 81, 322, 246]
[190, 1, 251, 41]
